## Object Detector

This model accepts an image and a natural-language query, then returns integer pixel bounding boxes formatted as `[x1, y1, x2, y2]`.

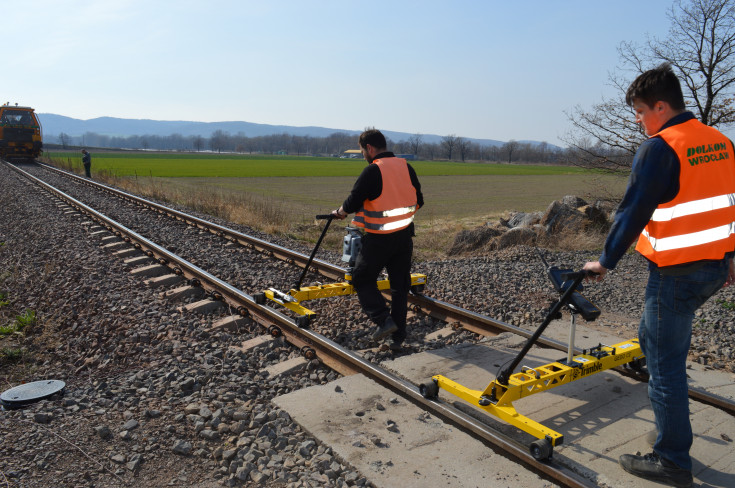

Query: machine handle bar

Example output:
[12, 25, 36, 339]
[496, 269, 597, 386]
[293, 214, 334, 290]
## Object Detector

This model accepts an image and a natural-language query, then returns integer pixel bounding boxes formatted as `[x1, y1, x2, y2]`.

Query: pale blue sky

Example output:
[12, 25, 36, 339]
[7, 0, 705, 145]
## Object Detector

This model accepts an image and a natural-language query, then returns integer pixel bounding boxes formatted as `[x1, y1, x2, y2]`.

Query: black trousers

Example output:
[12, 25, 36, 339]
[84, 163, 91, 178]
[351, 227, 413, 342]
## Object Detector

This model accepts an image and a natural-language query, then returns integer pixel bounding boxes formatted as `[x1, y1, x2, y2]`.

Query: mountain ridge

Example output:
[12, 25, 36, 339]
[37, 113, 517, 147]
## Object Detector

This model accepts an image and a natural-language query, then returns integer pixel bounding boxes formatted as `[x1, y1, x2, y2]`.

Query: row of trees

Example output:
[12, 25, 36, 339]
[56, 129, 567, 165]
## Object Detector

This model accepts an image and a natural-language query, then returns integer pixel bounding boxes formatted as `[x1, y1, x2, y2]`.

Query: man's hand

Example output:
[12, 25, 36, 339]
[331, 207, 346, 220]
[583, 261, 608, 282]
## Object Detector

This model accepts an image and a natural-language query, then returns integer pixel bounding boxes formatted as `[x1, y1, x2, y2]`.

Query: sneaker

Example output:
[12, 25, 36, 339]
[371, 316, 398, 342]
[619, 452, 692, 488]
[646, 429, 658, 447]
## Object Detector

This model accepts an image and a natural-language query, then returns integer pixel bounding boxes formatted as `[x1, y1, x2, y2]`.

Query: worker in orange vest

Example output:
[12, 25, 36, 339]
[584, 64, 735, 488]
[332, 129, 423, 351]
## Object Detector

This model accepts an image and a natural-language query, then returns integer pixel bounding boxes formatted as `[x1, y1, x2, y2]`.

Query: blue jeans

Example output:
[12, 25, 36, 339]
[639, 259, 729, 470]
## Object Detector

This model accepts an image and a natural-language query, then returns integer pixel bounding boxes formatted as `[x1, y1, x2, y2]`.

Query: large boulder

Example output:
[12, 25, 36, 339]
[561, 195, 588, 208]
[495, 226, 539, 250]
[540, 200, 586, 234]
[447, 223, 505, 255]
[506, 211, 543, 228]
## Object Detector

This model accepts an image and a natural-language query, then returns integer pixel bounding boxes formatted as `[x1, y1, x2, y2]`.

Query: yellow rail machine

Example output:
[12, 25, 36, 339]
[254, 214, 427, 328]
[419, 260, 645, 461]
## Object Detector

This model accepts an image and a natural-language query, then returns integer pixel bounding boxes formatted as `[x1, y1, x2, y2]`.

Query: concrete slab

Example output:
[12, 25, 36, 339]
[229, 335, 273, 354]
[273, 375, 557, 488]
[179, 299, 225, 314]
[101, 241, 126, 251]
[161, 285, 205, 302]
[209, 314, 250, 333]
[145, 273, 185, 288]
[425, 326, 457, 342]
[100, 235, 122, 244]
[130, 264, 169, 278]
[275, 328, 735, 487]
[112, 248, 139, 259]
[123, 255, 155, 267]
[263, 357, 307, 378]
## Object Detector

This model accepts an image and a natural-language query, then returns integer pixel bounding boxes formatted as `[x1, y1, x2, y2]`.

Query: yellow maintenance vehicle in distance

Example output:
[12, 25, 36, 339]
[0, 103, 43, 162]
[254, 214, 427, 328]
[420, 257, 645, 461]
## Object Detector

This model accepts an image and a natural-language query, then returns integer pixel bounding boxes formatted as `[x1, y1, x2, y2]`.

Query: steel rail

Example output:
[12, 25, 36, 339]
[31, 161, 735, 415]
[11, 161, 597, 487]
[36, 162, 346, 280]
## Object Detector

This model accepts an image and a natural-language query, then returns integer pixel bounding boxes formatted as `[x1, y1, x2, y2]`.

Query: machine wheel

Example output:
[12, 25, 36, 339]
[530, 438, 553, 461]
[296, 315, 310, 328]
[410, 284, 425, 295]
[268, 325, 282, 338]
[253, 292, 266, 305]
[301, 346, 317, 360]
[627, 357, 647, 373]
[419, 379, 439, 399]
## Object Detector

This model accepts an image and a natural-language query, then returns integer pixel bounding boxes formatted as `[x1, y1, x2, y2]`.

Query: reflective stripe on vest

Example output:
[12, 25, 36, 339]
[352, 157, 418, 234]
[635, 119, 735, 266]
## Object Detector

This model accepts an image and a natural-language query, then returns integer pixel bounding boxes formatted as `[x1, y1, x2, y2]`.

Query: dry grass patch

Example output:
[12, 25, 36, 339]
[42, 155, 622, 259]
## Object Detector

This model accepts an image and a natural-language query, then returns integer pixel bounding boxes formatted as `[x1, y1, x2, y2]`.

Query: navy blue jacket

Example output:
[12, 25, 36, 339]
[599, 111, 734, 270]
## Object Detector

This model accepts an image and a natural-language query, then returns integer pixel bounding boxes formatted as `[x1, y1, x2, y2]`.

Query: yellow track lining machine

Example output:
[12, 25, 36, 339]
[253, 214, 427, 328]
[419, 256, 645, 461]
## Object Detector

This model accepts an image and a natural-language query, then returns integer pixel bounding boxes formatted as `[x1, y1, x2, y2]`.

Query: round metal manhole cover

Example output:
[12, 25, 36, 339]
[0, 380, 65, 409]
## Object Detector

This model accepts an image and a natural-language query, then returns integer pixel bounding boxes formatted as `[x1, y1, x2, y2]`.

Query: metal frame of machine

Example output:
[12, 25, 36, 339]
[254, 214, 427, 327]
[419, 264, 645, 461]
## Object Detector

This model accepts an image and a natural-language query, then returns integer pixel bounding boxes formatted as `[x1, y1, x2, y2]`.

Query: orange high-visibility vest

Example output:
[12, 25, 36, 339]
[352, 157, 418, 234]
[635, 119, 735, 266]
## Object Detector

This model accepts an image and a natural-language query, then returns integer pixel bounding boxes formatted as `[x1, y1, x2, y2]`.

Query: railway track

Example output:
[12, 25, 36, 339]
[29, 161, 735, 414]
[3, 160, 734, 487]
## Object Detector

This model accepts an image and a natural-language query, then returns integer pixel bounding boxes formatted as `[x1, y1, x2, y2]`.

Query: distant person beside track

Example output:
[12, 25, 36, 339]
[583, 64, 735, 488]
[331, 129, 424, 351]
[81, 149, 92, 178]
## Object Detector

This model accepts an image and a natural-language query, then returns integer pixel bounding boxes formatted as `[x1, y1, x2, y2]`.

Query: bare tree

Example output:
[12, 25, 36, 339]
[456, 137, 472, 162]
[58, 132, 70, 149]
[564, 0, 735, 173]
[408, 133, 422, 155]
[441, 134, 458, 160]
[502, 140, 519, 164]
[192, 135, 204, 152]
[630, 0, 735, 127]
[210, 130, 228, 153]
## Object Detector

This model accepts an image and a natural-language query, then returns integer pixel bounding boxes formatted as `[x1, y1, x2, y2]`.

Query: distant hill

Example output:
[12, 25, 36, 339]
[37, 113, 509, 147]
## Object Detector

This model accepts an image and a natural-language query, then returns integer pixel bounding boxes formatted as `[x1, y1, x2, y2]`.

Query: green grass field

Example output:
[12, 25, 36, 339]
[46, 151, 590, 178]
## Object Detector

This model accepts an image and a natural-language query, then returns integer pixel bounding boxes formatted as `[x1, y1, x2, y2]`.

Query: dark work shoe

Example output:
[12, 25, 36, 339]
[619, 452, 692, 488]
[371, 316, 398, 342]
[388, 339, 403, 352]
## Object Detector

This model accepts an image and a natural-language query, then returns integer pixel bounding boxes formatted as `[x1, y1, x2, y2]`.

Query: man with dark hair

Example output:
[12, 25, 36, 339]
[81, 149, 91, 178]
[584, 63, 735, 487]
[332, 129, 424, 350]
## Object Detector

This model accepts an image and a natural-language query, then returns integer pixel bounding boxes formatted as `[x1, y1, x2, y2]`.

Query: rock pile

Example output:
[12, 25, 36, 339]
[448, 195, 616, 255]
